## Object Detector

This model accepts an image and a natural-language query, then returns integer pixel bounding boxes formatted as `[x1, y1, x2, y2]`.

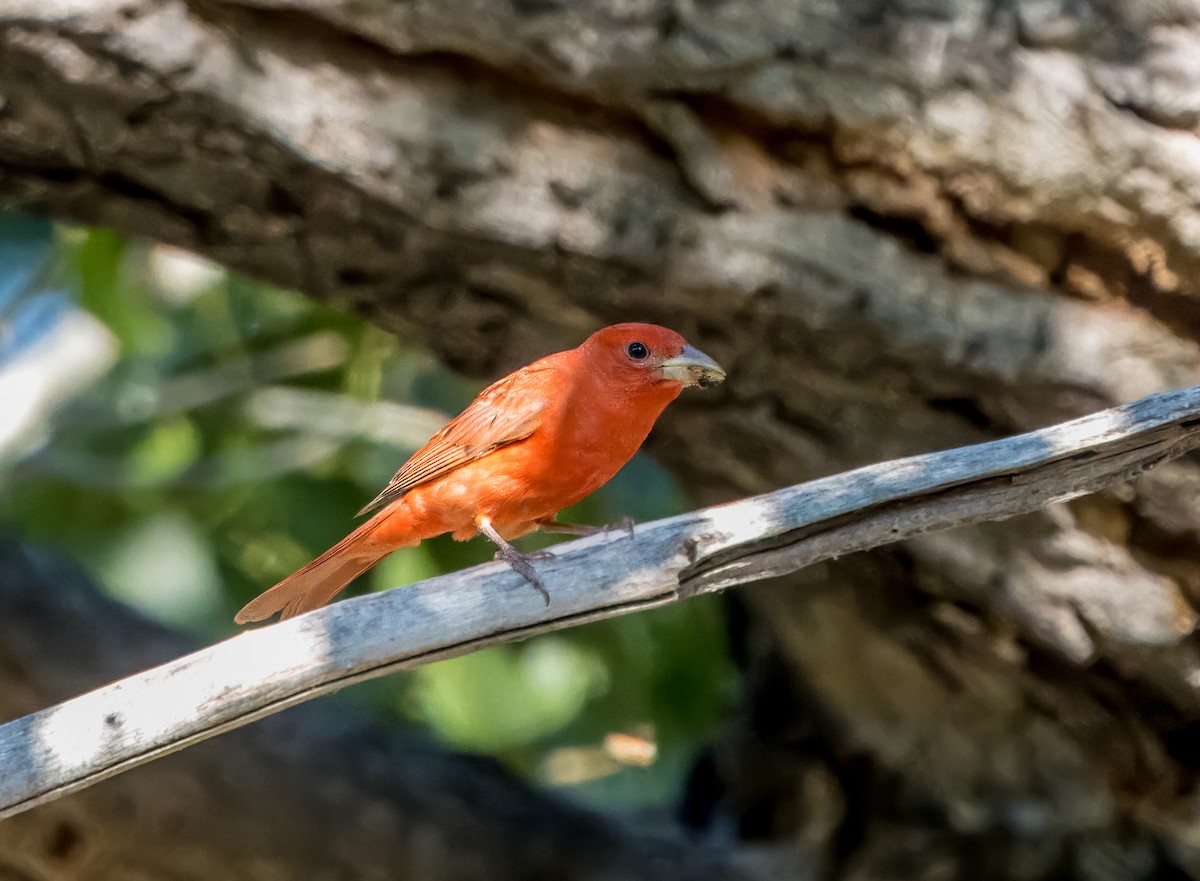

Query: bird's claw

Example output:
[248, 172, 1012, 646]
[494, 547, 551, 606]
[590, 516, 635, 538]
[536, 517, 636, 540]
[494, 549, 554, 561]
[581, 517, 636, 538]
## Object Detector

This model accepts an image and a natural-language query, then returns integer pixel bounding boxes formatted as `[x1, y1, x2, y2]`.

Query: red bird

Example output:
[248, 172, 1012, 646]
[235, 323, 725, 623]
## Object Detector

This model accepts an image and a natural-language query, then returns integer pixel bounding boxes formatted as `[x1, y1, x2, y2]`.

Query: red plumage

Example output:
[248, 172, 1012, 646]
[235, 323, 724, 623]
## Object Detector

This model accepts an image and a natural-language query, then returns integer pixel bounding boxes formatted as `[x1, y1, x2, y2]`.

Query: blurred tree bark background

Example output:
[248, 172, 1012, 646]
[3, 0, 1200, 878]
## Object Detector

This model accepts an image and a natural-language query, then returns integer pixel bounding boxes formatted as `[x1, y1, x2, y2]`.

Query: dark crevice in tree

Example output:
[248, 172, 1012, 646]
[846, 204, 940, 255]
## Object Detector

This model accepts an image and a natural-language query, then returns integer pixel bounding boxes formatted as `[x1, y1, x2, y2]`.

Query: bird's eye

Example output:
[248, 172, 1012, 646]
[626, 341, 649, 360]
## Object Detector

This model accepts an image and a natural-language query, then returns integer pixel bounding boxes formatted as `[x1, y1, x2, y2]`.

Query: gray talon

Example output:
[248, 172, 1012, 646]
[493, 547, 551, 605]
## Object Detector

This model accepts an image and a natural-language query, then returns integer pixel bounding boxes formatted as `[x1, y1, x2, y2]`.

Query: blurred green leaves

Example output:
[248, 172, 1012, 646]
[127, 417, 203, 486]
[414, 637, 608, 753]
[0, 217, 736, 810]
[73, 229, 171, 354]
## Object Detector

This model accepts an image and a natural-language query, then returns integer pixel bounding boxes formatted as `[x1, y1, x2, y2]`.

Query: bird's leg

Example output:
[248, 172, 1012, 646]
[476, 516, 551, 606]
[536, 516, 636, 539]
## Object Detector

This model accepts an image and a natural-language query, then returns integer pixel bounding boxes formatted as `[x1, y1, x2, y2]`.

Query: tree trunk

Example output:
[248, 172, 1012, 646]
[2, 0, 1200, 877]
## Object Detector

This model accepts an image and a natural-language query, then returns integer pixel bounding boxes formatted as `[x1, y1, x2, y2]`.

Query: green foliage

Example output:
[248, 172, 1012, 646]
[0, 219, 736, 809]
[413, 637, 608, 754]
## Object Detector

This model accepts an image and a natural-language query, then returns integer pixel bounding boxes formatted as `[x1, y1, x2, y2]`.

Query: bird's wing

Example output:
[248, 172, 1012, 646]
[355, 363, 558, 516]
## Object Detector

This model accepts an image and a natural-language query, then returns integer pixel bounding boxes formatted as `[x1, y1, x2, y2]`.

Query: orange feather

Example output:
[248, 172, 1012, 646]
[234, 323, 724, 623]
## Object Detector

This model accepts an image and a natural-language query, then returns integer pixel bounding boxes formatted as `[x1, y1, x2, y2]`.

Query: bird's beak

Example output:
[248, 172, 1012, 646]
[657, 345, 726, 388]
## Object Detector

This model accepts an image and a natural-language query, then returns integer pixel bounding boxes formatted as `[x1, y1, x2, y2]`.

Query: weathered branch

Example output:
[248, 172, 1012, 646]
[3, 384, 1200, 820]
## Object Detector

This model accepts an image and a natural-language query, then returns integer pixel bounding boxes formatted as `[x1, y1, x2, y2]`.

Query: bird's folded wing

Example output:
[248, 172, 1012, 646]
[355, 364, 557, 516]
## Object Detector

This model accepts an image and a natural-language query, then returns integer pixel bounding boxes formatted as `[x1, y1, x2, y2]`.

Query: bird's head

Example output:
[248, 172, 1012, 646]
[581, 323, 726, 390]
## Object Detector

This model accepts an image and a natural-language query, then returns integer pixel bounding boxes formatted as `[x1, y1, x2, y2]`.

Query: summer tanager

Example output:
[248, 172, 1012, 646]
[234, 323, 725, 623]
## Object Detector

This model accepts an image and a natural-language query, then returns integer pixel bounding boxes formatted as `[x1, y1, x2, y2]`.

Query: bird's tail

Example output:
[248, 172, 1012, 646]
[235, 511, 398, 624]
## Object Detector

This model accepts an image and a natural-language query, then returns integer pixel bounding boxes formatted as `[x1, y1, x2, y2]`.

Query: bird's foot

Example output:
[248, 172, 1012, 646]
[585, 516, 635, 538]
[538, 516, 636, 539]
[495, 547, 555, 563]
[493, 546, 551, 606]
[477, 516, 552, 605]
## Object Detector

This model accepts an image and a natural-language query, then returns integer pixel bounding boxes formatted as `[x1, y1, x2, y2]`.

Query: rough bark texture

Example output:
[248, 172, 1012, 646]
[3, 0, 1200, 878]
